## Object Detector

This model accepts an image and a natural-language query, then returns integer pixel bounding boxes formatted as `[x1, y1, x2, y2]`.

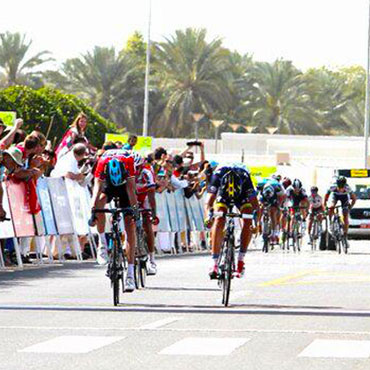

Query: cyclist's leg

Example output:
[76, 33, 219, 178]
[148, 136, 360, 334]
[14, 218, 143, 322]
[270, 205, 278, 241]
[341, 197, 350, 235]
[308, 210, 314, 235]
[95, 193, 109, 264]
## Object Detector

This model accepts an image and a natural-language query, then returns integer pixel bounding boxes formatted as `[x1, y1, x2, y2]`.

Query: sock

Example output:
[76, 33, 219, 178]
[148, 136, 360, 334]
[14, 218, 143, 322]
[99, 233, 107, 249]
[238, 251, 246, 262]
[127, 264, 134, 278]
[149, 252, 155, 263]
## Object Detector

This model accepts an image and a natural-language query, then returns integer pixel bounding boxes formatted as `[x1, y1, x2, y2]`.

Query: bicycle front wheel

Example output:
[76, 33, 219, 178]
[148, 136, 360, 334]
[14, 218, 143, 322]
[222, 240, 234, 307]
[139, 259, 147, 288]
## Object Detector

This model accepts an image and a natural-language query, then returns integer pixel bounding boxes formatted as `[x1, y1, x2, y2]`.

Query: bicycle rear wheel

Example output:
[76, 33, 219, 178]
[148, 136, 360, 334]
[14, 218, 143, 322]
[134, 261, 140, 289]
[222, 239, 234, 307]
[139, 259, 147, 288]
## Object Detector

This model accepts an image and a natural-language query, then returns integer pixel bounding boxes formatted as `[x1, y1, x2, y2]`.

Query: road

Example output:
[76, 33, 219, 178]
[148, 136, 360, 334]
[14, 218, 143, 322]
[2, 240, 370, 369]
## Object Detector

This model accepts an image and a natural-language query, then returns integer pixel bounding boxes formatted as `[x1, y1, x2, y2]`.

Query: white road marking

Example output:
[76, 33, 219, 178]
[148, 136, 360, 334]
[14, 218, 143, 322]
[19, 335, 125, 354]
[140, 317, 182, 329]
[299, 339, 370, 358]
[159, 337, 249, 356]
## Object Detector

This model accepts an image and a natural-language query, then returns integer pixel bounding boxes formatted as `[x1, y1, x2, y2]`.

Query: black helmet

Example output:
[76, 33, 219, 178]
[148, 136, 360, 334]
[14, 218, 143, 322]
[337, 176, 347, 188]
[311, 186, 318, 193]
[292, 179, 302, 190]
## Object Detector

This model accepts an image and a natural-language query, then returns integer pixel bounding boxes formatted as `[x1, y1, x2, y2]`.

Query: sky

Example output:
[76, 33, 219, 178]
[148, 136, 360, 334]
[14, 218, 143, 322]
[0, 0, 369, 70]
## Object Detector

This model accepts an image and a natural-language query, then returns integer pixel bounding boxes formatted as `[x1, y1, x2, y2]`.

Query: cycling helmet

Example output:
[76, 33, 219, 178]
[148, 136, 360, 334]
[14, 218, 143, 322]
[337, 176, 347, 188]
[292, 179, 302, 190]
[311, 186, 318, 193]
[271, 174, 282, 182]
[107, 158, 127, 186]
[262, 185, 275, 200]
[257, 179, 268, 192]
[282, 177, 292, 189]
[132, 152, 145, 167]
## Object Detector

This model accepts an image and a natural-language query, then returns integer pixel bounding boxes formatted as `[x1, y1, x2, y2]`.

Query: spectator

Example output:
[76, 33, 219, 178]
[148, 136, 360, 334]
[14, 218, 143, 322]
[0, 118, 24, 150]
[123, 134, 138, 151]
[55, 112, 89, 159]
[51, 143, 87, 183]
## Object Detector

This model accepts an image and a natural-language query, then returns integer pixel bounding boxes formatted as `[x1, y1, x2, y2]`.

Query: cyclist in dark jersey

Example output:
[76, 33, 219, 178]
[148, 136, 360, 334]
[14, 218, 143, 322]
[205, 163, 259, 278]
[324, 176, 356, 236]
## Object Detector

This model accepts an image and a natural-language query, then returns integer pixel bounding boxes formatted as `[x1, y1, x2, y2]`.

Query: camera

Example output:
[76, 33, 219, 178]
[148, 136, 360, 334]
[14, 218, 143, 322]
[186, 141, 202, 147]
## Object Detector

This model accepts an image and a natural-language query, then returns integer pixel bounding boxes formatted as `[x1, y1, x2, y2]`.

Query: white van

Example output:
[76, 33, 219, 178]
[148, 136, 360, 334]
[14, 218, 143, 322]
[336, 169, 370, 236]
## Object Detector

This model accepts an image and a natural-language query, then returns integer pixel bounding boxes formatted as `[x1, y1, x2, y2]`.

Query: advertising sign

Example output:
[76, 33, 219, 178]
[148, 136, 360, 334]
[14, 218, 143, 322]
[0, 182, 15, 238]
[105, 133, 152, 153]
[36, 178, 58, 235]
[6, 180, 35, 237]
[47, 178, 74, 235]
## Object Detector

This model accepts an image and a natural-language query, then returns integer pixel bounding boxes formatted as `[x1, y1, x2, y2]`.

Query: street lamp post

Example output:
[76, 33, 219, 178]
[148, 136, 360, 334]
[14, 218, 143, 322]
[142, 0, 152, 137]
[364, 0, 370, 168]
[210, 120, 224, 154]
[192, 113, 204, 142]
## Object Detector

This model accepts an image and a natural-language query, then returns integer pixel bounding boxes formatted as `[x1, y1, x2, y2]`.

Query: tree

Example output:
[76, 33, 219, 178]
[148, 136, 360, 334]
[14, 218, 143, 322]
[246, 59, 321, 134]
[0, 32, 53, 87]
[46, 46, 142, 131]
[154, 28, 233, 137]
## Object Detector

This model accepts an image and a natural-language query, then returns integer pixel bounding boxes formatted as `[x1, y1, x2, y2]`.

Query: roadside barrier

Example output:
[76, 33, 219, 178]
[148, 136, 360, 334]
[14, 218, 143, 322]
[0, 178, 208, 270]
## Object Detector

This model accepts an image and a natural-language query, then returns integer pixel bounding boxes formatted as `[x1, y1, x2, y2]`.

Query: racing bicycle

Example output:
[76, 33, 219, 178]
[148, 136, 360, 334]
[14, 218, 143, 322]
[90, 204, 132, 306]
[330, 205, 349, 254]
[212, 209, 255, 307]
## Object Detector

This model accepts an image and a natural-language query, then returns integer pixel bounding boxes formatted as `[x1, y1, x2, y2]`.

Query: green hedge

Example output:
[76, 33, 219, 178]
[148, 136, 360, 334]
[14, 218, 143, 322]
[0, 85, 118, 147]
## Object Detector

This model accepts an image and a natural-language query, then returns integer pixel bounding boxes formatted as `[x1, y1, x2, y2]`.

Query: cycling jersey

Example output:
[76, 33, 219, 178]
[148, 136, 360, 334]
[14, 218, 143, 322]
[286, 186, 308, 207]
[94, 149, 135, 208]
[327, 184, 353, 209]
[308, 194, 323, 209]
[136, 165, 156, 205]
[208, 163, 256, 210]
[94, 149, 135, 181]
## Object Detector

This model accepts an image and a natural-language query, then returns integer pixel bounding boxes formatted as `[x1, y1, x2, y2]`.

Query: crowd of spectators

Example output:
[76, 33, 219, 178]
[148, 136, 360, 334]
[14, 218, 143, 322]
[0, 114, 214, 266]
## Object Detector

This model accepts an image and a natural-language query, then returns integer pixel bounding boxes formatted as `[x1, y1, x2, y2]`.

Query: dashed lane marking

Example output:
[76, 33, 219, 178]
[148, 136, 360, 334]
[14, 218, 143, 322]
[139, 317, 182, 329]
[19, 335, 125, 354]
[159, 337, 250, 356]
[299, 339, 370, 358]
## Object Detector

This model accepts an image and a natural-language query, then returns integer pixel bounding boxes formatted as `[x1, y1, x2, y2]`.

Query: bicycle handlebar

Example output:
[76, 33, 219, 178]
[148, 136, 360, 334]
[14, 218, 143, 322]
[212, 211, 254, 219]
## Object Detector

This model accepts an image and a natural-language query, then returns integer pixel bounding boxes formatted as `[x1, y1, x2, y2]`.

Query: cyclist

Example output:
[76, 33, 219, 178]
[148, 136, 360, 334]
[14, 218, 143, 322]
[259, 181, 286, 244]
[133, 152, 159, 275]
[90, 143, 138, 292]
[324, 176, 356, 236]
[285, 179, 309, 234]
[307, 186, 324, 243]
[205, 163, 259, 279]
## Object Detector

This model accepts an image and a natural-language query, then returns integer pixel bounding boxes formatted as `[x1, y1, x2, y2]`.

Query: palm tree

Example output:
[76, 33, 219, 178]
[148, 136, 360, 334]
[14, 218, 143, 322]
[154, 28, 233, 136]
[247, 59, 321, 134]
[0, 32, 53, 87]
[52, 46, 142, 130]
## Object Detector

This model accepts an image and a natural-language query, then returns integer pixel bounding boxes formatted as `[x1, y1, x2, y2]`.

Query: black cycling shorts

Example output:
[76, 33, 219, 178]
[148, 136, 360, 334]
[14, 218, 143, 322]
[103, 183, 130, 209]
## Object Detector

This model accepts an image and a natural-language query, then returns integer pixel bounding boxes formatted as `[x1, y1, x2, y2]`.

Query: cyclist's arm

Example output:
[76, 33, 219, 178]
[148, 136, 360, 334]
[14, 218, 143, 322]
[205, 192, 216, 214]
[323, 192, 330, 207]
[350, 192, 357, 209]
[91, 178, 104, 207]
[126, 176, 138, 207]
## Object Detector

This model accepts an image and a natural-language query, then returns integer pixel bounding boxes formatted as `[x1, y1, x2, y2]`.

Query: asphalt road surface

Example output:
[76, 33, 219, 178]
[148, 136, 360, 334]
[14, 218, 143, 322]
[2, 240, 370, 370]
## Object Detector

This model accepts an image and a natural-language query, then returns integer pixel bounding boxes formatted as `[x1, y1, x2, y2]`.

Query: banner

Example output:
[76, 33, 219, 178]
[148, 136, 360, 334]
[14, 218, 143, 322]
[155, 192, 171, 232]
[174, 189, 187, 232]
[47, 178, 75, 235]
[184, 195, 205, 232]
[64, 178, 90, 235]
[6, 180, 35, 237]
[37, 178, 58, 235]
[165, 191, 180, 233]
[0, 111, 15, 126]
[0, 182, 15, 238]
[248, 166, 277, 186]
[105, 133, 152, 152]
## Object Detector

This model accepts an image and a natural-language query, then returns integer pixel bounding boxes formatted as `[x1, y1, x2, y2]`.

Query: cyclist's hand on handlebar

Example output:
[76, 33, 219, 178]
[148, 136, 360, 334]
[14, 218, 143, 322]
[88, 208, 97, 227]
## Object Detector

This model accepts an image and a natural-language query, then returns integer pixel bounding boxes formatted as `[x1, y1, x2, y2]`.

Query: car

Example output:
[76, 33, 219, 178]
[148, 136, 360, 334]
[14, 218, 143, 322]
[336, 169, 370, 236]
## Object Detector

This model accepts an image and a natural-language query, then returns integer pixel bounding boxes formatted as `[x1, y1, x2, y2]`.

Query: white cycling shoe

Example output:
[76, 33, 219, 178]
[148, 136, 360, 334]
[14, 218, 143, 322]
[147, 261, 157, 276]
[97, 247, 108, 266]
[125, 276, 135, 292]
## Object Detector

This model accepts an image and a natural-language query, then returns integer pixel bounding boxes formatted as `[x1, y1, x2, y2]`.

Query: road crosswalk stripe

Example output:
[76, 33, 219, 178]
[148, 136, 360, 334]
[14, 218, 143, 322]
[140, 317, 182, 329]
[159, 337, 249, 356]
[19, 335, 125, 354]
[299, 339, 370, 358]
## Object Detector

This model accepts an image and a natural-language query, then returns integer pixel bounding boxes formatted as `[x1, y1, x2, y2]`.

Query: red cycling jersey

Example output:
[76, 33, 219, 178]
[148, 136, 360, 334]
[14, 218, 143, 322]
[94, 149, 135, 181]
[136, 164, 156, 204]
